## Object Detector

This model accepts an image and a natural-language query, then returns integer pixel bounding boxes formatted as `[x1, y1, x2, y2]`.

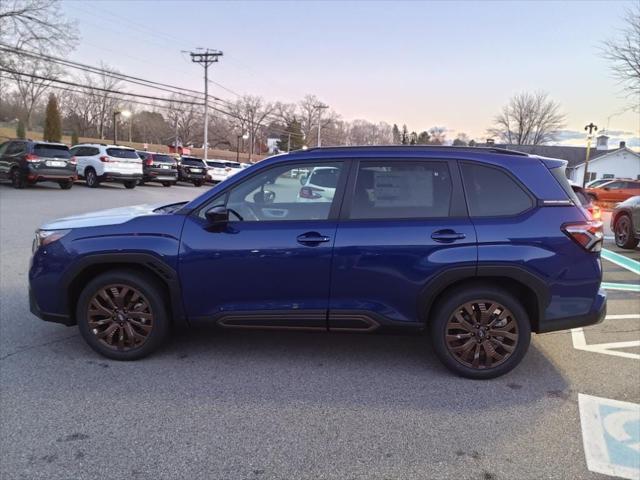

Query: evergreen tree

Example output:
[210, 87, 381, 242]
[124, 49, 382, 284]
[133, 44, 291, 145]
[417, 131, 430, 144]
[43, 93, 62, 142]
[409, 131, 417, 145]
[277, 118, 304, 152]
[16, 119, 26, 139]
[392, 124, 401, 144]
[71, 130, 79, 146]
[401, 124, 409, 144]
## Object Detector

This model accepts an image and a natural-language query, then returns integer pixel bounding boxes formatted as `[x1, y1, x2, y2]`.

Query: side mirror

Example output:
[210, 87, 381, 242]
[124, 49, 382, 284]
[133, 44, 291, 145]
[205, 205, 229, 224]
[299, 175, 308, 185]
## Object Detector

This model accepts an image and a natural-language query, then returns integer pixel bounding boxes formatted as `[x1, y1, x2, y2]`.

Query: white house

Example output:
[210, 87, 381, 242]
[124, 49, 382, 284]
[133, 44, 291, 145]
[570, 145, 640, 183]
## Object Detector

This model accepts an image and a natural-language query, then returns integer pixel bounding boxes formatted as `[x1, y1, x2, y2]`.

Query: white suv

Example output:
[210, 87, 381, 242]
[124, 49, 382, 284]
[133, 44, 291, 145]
[69, 144, 143, 189]
[205, 160, 243, 183]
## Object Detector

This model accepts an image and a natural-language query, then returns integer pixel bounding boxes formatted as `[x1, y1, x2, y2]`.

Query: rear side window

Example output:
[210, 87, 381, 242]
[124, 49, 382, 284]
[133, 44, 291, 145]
[207, 161, 227, 168]
[106, 148, 138, 159]
[461, 163, 533, 217]
[183, 158, 205, 167]
[349, 161, 452, 219]
[34, 144, 70, 158]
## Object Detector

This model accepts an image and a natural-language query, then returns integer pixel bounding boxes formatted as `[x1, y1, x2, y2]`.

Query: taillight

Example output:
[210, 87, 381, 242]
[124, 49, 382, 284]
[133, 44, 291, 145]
[562, 221, 603, 252]
[145, 158, 153, 166]
[299, 186, 323, 199]
[99, 156, 111, 162]
[25, 154, 39, 162]
[69, 156, 77, 165]
[589, 205, 601, 221]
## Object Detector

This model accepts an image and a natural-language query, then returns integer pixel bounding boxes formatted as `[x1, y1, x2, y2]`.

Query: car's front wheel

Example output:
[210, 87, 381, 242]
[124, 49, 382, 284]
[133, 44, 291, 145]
[76, 270, 169, 360]
[123, 180, 137, 189]
[430, 285, 531, 379]
[193, 180, 203, 187]
[614, 214, 639, 249]
[11, 168, 25, 189]
[161, 181, 172, 187]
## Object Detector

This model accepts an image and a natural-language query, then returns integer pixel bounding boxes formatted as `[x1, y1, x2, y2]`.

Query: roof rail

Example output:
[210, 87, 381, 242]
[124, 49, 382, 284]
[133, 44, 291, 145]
[298, 145, 530, 157]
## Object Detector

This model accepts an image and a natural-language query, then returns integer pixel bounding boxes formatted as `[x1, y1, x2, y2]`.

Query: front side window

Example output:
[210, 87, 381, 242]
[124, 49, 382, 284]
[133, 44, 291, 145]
[349, 161, 451, 219]
[461, 163, 533, 217]
[213, 162, 344, 222]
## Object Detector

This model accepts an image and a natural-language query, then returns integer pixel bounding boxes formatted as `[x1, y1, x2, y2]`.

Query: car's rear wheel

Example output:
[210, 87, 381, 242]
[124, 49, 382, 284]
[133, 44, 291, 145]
[614, 214, 639, 249]
[193, 180, 203, 187]
[85, 168, 99, 188]
[161, 181, 172, 187]
[430, 286, 531, 379]
[59, 180, 73, 190]
[11, 168, 25, 189]
[76, 270, 169, 360]
[123, 180, 136, 189]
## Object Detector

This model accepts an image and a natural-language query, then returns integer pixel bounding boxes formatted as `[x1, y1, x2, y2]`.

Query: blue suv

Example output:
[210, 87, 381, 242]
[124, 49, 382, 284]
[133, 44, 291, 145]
[29, 147, 606, 378]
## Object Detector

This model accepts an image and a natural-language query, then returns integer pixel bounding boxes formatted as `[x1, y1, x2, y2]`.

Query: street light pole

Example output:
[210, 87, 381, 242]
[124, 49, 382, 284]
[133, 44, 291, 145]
[113, 111, 118, 145]
[582, 122, 598, 187]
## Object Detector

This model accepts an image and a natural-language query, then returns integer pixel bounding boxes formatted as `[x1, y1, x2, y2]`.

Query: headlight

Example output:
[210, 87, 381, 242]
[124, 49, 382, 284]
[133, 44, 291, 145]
[33, 229, 70, 253]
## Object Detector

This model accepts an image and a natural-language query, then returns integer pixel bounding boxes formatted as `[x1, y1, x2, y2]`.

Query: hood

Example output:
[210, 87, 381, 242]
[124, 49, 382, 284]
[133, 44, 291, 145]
[40, 203, 167, 230]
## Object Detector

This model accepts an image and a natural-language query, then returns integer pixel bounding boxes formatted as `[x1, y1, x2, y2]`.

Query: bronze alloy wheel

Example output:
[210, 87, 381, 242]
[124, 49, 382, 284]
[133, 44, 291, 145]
[445, 300, 519, 370]
[87, 284, 153, 351]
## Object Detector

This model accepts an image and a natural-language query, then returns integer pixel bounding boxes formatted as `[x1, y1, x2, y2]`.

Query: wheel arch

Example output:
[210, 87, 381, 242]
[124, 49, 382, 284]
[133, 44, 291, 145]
[64, 253, 187, 328]
[419, 265, 548, 333]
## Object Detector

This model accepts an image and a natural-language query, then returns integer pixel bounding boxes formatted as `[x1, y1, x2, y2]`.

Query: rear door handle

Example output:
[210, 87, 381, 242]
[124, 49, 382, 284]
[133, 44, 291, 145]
[297, 232, 331, 245]
[431, 229, 466, 243]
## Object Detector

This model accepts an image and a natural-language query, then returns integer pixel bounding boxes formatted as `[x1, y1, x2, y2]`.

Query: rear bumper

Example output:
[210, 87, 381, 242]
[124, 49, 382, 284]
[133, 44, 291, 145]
[537, 288, 607, 333]
[144, 168, 178, 181]
[100, 172, 143, 183]
[26, 165, 76, 182]
[180, 173, 206, 181]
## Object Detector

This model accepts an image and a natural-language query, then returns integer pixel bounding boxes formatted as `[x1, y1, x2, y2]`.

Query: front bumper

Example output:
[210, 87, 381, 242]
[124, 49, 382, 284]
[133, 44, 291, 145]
[537, 288, 607, 333]
[29, 287, 73, 326]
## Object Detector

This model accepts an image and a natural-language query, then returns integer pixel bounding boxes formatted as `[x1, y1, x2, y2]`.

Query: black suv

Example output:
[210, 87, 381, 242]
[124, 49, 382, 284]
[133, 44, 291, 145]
[177, 156, 207, 187]
[136, 151, 178, 187]
[0, 139, 76, 189]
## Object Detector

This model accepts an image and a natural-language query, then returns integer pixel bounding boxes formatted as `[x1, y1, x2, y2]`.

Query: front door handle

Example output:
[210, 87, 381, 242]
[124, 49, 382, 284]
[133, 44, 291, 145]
[297, 232, 331, 245]
[431, 229, 466, 243]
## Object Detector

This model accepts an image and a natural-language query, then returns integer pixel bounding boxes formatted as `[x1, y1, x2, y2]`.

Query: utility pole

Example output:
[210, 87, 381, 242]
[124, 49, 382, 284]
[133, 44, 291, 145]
[314, 103, 328, 147]
[190, 48, 223, 161]
[582, 122, 598, 187]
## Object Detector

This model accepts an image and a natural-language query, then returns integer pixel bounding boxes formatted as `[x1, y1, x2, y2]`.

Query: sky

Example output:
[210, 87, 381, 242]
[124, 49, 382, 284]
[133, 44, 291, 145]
[60, 0, 639, 146]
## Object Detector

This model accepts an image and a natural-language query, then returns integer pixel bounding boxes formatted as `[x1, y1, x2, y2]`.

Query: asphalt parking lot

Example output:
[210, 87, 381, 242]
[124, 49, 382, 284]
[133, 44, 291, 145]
[1, 180, 638, 480]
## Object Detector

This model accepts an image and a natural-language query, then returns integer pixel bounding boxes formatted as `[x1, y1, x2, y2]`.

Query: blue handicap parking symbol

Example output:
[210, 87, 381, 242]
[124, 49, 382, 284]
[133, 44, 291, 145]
[600, 404, 640, 473]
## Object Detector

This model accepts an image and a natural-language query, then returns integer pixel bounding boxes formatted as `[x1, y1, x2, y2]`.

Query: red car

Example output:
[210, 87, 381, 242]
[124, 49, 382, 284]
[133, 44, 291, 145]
[586, 179, 640, 203]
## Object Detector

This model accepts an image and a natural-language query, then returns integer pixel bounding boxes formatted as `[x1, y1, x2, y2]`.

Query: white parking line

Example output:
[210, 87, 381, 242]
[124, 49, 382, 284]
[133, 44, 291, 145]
[571, 315, 640, 360]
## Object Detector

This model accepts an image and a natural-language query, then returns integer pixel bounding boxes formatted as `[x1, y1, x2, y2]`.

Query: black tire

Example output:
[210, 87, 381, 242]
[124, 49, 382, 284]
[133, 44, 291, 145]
[193, 180, 203, 187]
[11, 168, 25, 189]
[138, 180, 146, 186]
[76, 270, 169, 360]
[123, 180, 137, 189]
[161, 181, 172, 187]
[429, 285, 531, 379]
[59, 180, 73, 190]
[85, 168, 99, 188]
[614, 214, 639, 250]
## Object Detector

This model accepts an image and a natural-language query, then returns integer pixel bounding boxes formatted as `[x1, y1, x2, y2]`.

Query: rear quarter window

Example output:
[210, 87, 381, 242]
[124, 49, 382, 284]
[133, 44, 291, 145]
[461, 163, 533, 217]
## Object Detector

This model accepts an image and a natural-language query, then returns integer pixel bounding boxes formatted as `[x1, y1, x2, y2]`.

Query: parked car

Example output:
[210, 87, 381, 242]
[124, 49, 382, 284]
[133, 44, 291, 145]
[205, 160, 243, 183]
[136, 151, 178, 187]
[0, 139, 76, 189]
[571, 184, 601, 220]
[611, 195, 640, 249]
[586, 179, 640, 203]
[584, 178, 631, 189]
[70, 144, 142, 189]
[177, 156, 207, 187]
[297, 166, 340, 202]
[29, 146, 606, 379]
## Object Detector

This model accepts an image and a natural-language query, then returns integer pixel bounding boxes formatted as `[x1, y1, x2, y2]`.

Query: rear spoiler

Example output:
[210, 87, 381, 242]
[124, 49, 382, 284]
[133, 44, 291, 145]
[536, 156, 567, 170]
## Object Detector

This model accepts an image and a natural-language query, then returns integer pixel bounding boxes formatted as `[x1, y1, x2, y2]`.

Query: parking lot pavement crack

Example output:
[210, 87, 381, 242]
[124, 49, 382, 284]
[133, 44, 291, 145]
[0, 334, 79, 361]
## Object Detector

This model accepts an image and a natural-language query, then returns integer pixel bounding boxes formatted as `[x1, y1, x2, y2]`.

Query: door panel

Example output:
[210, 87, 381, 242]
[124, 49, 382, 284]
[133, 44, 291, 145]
[179, 160, 347, 328]
[329, 159, 476, 328]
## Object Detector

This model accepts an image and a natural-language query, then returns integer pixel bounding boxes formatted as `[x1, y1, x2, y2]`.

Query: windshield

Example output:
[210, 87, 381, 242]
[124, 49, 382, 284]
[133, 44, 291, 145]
[34, 144, 71, 158]
[107, 148, 139, 159]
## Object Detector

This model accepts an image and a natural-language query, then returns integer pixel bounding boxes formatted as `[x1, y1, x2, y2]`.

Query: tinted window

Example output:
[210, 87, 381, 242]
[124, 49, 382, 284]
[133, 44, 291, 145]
[6, 142, 26, 154]
[154, 154, 175, 163]
[308, 167, 340, 188]
[0, 142, 8, 156]
[220, 162, 344, 222]
[461, 163, 533, 217]
[225, 162, 241, 168]
[349, 161, 451, 219]
[34, 144, 70, 158]
[106, 148, 138, 159]
[206, 161, 227, 168]
[626, 182, 640, 190]
[182, 158, 205, 167]
[604, 182, 625, 189]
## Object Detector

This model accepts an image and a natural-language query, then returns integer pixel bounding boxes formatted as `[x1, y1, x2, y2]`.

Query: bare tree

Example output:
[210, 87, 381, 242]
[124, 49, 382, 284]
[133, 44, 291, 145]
[488, 92, 565, 145]
[601, 6, 640, 108]
[0, 0, 77, 51]
[231, 96, 274, 161]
